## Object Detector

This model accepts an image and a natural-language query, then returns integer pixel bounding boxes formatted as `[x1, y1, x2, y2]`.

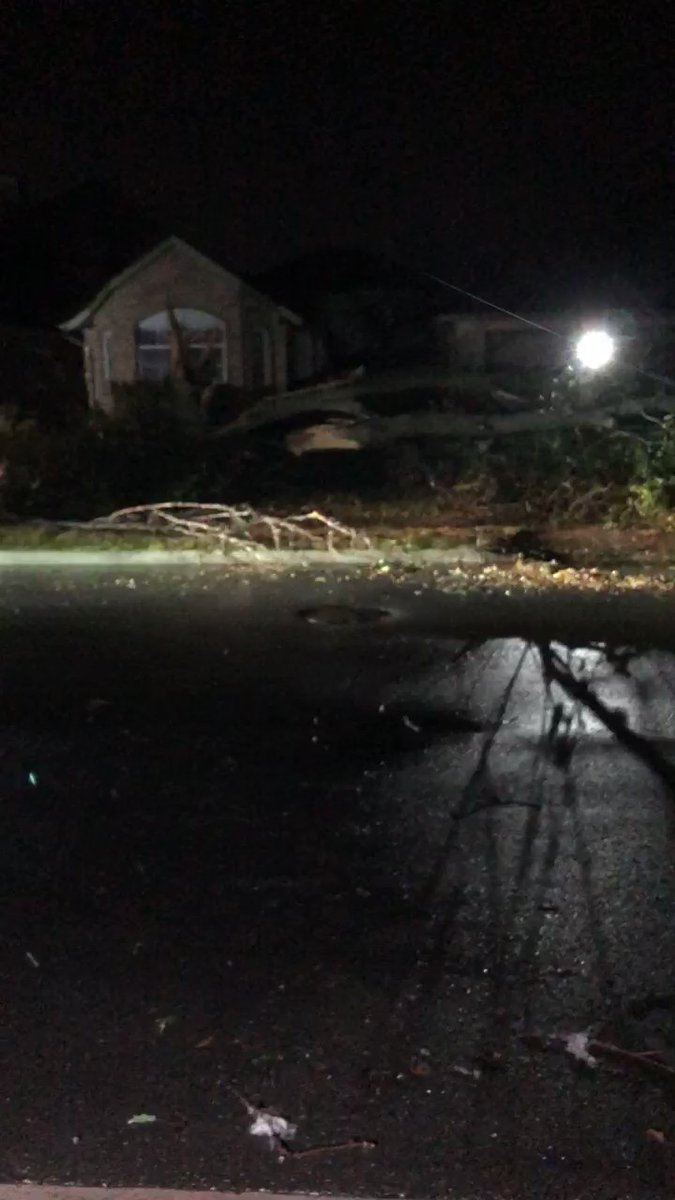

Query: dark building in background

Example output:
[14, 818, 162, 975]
[254, 247, 450, 375]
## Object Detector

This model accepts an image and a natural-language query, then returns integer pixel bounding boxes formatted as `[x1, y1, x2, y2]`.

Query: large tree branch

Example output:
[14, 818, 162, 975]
[211, 370, 525, 440]
[212, 377, 370, 438]
[266, 368, 504, 399]
[208, 365, 675, 451]
[286, 394, 675, 454]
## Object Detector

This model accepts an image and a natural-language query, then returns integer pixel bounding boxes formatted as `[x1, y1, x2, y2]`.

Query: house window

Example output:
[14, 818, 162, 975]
[249, 327, 273, 389]
[135, 309, 226, 385]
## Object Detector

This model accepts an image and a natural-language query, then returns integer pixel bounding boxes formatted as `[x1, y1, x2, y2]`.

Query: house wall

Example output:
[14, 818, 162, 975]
[86, 241, 297, 411]
[288, 326, 321, 382]
[435, 314, 572, 371]
[240, 290, 281, 392]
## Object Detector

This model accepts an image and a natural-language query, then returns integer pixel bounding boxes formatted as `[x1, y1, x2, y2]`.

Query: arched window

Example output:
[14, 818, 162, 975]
[135, 309, 227, 385]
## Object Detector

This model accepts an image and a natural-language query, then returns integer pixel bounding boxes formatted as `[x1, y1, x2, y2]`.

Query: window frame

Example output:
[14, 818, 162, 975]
[135, 309, 227, 384]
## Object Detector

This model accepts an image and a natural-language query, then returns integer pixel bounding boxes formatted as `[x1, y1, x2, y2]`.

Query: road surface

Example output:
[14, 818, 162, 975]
[2, 564, 675, 1199]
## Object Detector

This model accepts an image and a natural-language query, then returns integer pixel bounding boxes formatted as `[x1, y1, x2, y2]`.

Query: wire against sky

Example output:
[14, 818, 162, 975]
[421, 271, 562, 336]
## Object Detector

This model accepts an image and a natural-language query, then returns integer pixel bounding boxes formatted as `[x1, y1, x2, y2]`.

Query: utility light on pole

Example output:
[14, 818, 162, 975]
[575, 329, 616, 371]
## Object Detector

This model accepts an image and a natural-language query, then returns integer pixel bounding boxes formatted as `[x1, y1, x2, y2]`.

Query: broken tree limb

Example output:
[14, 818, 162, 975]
[211, 369, 537, 441]
[285, 393, 675, 454]
[83, 502, 370, 552]
[210, 363, 675, 449]
[212, 377, 370, 439]
[274, 368, 506, 399]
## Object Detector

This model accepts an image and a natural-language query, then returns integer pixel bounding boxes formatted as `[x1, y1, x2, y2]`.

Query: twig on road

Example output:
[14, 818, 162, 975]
[279, 1137, 377, 1162]
[522, 1032, 675, 1084]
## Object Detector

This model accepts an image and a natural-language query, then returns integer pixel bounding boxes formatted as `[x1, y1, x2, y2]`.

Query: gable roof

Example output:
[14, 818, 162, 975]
[61, 235, 302, 332]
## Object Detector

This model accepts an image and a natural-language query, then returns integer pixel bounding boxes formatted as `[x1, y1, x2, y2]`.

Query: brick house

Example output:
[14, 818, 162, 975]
[59, 236, 315, 413]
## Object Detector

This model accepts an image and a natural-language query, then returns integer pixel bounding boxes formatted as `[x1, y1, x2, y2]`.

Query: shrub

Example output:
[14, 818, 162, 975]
[0, 402, 211, 519]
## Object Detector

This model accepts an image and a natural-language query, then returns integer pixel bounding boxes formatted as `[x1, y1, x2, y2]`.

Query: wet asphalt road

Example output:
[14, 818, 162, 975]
[2, 564, 675, 1199]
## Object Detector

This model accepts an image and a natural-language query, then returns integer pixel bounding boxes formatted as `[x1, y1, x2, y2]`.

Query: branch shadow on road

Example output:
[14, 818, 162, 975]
[376, 634, 675, 1074]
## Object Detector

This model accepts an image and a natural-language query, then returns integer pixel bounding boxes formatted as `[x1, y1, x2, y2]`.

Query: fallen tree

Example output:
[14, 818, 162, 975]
[211, 373, 371, 438]
[207, 367, 675, 454]
[286, 394, 675, 454]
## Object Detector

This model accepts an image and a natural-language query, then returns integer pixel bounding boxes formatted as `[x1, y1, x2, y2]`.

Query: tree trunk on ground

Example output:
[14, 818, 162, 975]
[208, 368, 675, 452]
[286, 395, 675, 454]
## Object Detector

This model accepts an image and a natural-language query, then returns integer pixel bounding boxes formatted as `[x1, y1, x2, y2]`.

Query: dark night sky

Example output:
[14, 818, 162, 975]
[2, 0, 674, 302]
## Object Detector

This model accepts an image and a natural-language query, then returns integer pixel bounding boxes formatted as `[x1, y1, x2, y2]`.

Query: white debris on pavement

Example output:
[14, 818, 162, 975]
[564, 1031, 598, 1068]
[127, 1113, 158, 1125]
[227, 1082, 297, 1149]
[249, 1110, 297, 1147]
[154, 1014, 177, 1034]
[402, 714, 421, 732]
[451, 1063, 482, 1079]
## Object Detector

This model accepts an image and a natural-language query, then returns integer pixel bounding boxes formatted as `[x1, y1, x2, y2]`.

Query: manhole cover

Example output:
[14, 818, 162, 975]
[298, 604, 395, 626]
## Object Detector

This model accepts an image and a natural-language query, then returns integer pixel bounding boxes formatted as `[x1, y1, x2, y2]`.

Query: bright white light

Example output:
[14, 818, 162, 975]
[575, 330, 616, 370]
